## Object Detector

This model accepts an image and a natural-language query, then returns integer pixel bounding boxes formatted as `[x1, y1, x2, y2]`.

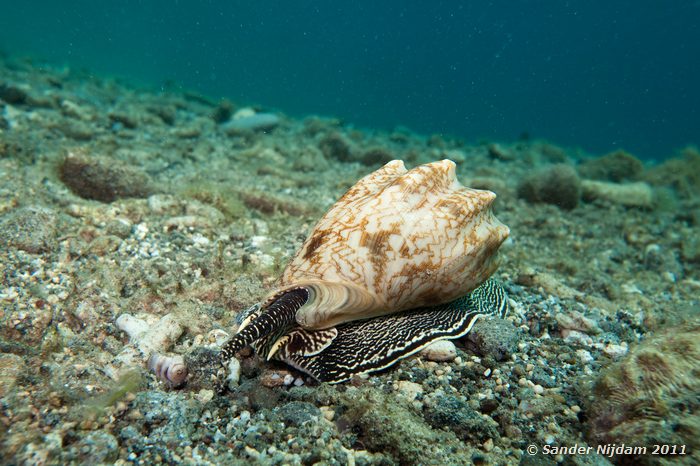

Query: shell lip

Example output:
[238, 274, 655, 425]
[264, 279, 387, 330]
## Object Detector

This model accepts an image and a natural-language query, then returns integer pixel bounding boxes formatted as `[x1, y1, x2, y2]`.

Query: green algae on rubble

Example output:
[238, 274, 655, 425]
[85, 370, 143, 414]
[587, 322, 700, 465]
[0, 206, 58, 253]
[336, 387, 478, 465]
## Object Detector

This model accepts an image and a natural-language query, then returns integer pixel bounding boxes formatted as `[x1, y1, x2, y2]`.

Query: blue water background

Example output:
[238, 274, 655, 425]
[1, 1, 698, 160]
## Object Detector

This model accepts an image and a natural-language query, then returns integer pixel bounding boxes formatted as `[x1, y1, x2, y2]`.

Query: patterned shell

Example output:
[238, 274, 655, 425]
[272, 159, 510, 329]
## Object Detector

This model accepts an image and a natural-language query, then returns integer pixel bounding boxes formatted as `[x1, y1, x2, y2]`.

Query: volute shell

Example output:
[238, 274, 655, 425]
[262, 159, 509, 330]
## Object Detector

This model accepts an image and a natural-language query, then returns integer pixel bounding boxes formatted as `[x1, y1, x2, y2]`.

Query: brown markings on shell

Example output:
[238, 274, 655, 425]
[303, 228, 330, 260]
[266, 159, 509, 330]
[360, 226, 399, 293]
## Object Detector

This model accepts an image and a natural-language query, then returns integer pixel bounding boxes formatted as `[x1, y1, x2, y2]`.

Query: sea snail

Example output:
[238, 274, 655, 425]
[220, 159, 510, 383]
[148, 353, 188, 387]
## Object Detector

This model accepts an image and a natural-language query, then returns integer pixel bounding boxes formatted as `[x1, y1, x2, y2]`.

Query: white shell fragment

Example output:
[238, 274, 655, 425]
[226, 358, 241, 389]
[115, 314, 149, 341]
[419, 340, 458, 362]
[113, 313, 184, 380]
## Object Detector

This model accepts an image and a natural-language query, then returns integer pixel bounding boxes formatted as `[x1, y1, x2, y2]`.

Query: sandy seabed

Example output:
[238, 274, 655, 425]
[0, 55, 699, 465]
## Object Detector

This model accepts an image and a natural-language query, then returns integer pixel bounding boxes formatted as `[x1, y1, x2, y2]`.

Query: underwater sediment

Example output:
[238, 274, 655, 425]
[0, 55, 699, 465]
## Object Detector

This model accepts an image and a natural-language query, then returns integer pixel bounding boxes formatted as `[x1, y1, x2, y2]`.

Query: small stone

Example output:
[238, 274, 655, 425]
[105, 218, 133, 238]
[397, 381, 424, 401]
[533, 384, 544, 395]
[206, 329, 229, 347]
[555, 310, 601, 335]
[479, 398, 499, 414]
[319, 406, 335, 422]
[195, 389, 214, 404]
[318, 132, 353, 162]
[487, 143, 514, 161]
[76, 431, 119, 464]
[211, 99, 234, 123]
[87, 235, 122, 255]
[260, 369, 291, 388]
[226, 358, 241, 387]
[360, 147, 395, 166]
[603, 342, 628, 359]
[0, 206, 57, 253]
[115, 314, 149, 341]
[223, 112, 280, 133]
[465, 318, 519, 361]
[681, 232, 700, 263]
[419, 340, 457, 362]
[58, 151, 154, 203]
[275, 402, 321, 427]
[563, 329, 593, 345]
[61, 99, 94, 120]
[424, 394, 498, 443]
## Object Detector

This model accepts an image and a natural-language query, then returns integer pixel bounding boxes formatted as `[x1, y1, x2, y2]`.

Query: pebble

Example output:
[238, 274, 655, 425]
[465, 318, 519, 361]
[420, 340, 457, 362]
[275, 402, 321, 427]
[555, 310, 601, 334]
[0, 206, 57, 253]
[396, 381, 424, 401]
[223, 112, 280, 133]
[576, 349, 594, 364]
[603, 342, 628, 359]
[226, 358, 241, 387]
[195, 389, 214, 403]
[59, 152, 154, 202]
[260, 370, 290, 388]
[319, 406, 335, 422]
[115, 314, 149, 341]
[563, 329, 594, 345]
[206, 329, 229, 347]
